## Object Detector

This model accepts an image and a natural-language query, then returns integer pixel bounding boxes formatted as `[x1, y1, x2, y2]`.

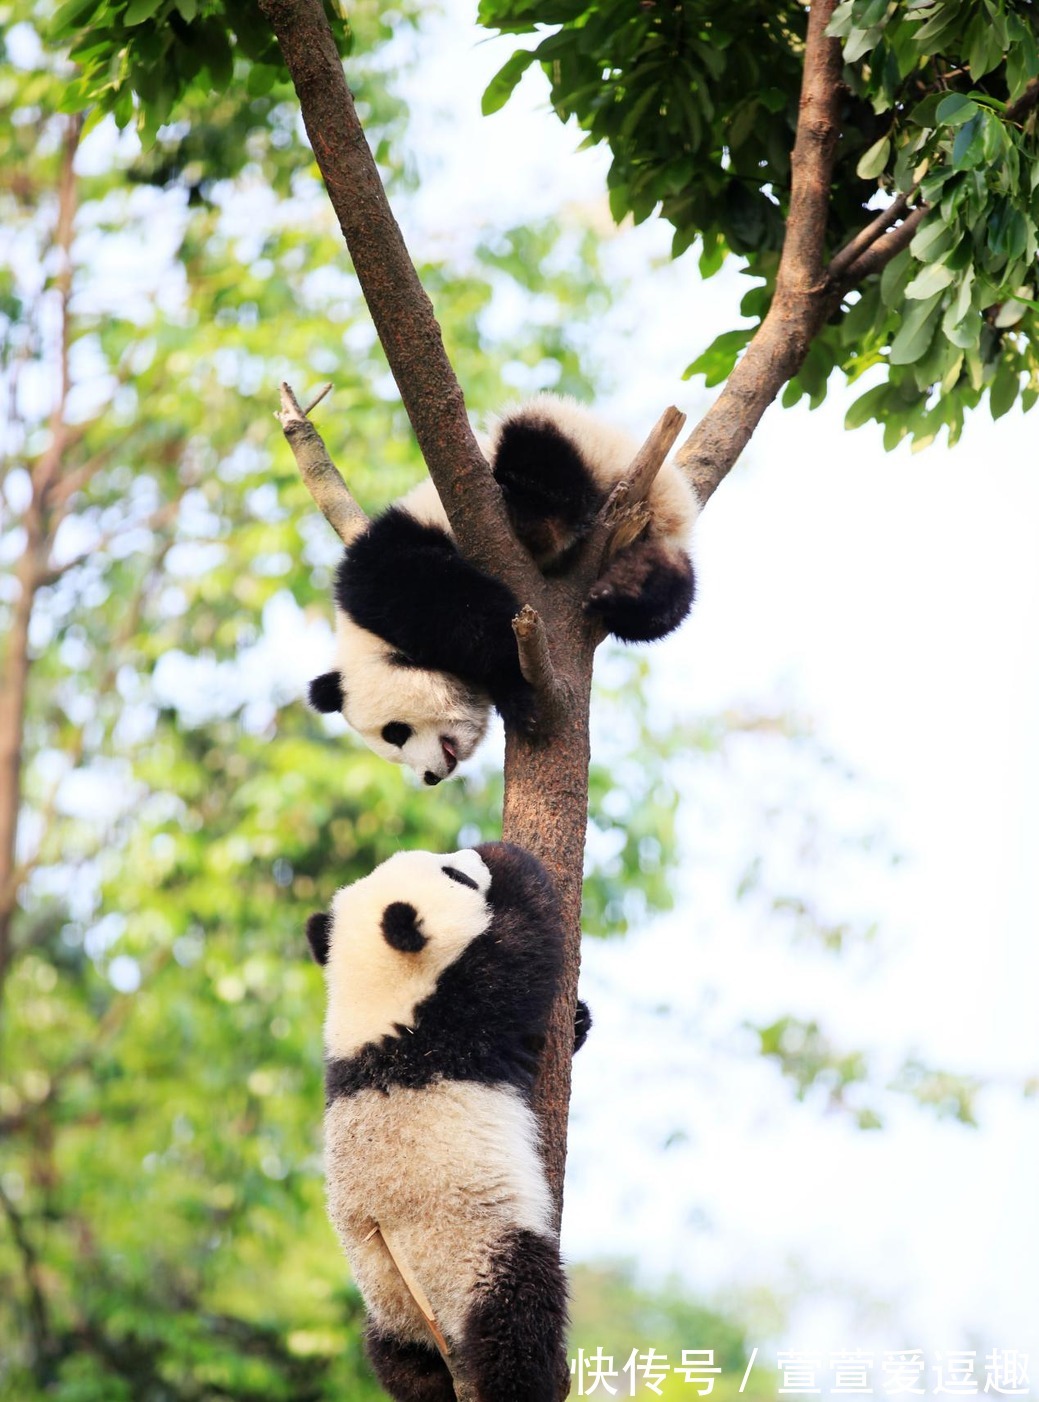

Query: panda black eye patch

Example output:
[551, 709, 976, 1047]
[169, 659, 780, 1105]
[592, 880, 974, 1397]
[380, 721, 412, 748]
[381, 901, 427, 953]
[442, 865, 479, 891]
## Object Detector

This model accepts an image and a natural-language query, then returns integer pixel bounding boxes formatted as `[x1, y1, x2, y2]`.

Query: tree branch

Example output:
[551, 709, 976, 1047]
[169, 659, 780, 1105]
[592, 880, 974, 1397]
[827, 187, 915, 282]
[0, 1179, 52, 1380]
[838, 202, 928, 286]
[258, 0, 540, 600]
[1006, 76, 1039, 124]
[274, 382, 368, 547]
[674, 0, 843, 505]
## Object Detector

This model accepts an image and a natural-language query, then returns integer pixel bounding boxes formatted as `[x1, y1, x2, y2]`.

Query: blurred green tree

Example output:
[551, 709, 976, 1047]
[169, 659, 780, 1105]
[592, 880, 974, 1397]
[0, 8, 683, 1395]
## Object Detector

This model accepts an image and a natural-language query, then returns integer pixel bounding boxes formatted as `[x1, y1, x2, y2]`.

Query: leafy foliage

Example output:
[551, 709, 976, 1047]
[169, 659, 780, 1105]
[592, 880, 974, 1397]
[0, 11, 684, 1393]
[478, 0, 1039, 446]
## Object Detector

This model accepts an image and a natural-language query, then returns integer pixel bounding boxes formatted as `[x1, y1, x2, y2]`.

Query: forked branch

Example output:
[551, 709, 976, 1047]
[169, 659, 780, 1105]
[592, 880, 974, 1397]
[274, 382, 368, 547]
[582, 404, 687, 580]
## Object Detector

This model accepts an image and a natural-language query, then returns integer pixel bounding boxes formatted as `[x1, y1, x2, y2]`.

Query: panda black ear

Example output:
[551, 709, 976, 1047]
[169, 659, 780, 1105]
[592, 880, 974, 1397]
[306, 912, 331, 966]
[309, 671, 345, 713]
[381, 902, 427, 954]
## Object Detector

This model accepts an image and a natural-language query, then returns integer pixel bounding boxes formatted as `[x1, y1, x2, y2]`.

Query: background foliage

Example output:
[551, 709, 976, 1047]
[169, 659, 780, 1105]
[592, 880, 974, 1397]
[1, 1, 1017, 1397]
[478, 0, 1039, 448]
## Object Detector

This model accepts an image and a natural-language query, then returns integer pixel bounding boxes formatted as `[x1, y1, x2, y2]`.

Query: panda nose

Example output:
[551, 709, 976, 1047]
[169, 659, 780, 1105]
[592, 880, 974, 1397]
[424, 771, 442, 786]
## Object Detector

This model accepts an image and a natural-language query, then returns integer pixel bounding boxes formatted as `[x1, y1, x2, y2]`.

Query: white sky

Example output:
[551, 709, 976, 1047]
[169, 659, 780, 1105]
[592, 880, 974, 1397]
[385, 0, 1039, 1365]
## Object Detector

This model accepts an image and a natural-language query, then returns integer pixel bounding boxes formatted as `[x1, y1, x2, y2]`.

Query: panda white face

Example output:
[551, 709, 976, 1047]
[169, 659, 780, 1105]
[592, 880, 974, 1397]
[311, 614, 491, 786]
[312, 848, 492, 1059]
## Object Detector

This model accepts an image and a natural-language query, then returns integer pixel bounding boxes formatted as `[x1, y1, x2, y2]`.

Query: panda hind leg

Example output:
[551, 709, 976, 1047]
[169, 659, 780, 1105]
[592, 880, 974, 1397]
[492, 419, 601, 566]
[459, 1228, 568, 1402]
[585, 538, 695, 643]
[365, 1325, 456, 1402]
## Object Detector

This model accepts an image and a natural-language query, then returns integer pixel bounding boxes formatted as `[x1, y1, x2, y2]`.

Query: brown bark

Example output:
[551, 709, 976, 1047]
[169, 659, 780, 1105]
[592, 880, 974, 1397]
[674, 0, 844, 505]
[257, 0, 543, 605]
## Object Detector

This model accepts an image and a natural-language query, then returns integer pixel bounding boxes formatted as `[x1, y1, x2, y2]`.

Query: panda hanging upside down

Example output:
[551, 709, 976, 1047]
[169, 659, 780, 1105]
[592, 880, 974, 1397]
[305, 841, 590, 1402]
[308, 394, 700, 784]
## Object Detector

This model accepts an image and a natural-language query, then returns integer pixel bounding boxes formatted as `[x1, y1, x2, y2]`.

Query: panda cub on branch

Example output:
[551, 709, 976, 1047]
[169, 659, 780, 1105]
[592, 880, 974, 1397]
[305, 841, 590, 1402]
[308, 394, 699, 785]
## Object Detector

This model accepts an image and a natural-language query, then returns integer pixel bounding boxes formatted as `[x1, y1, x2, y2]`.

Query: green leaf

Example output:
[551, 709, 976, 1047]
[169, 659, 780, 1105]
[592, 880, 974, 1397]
[481, 49, 536, 116]
[904, 262, 955, 299]
[990, 360, 1020, 418]
[845, 382, 889, 429]
[856, 134, 891, 180]
[50, 0, 104, 34]
[682, 327, 753, 386]
[889, 294, 943, 364]
[123, 0, 164, 25]
[909, 216, 956, 263]
[935, 93, 978, 127]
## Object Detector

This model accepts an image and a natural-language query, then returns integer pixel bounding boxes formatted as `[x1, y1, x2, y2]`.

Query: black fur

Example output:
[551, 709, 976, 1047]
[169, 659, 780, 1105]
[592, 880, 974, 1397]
[381, 901, 427, 953]
[585, 539, 695, 643]
[306, 912, 331, 966]
[382, 721, 412, 747]
[442, 864, 479, 890]
[365, 1328, 455, 1402]
[461, 1227, 569, 1402]
[308, 670, 345, 714]
[574, 998, 592, 1052]
[324, 843, 564, 1103]
[493, 417, 601, 565]
[336, 509, 535, 732]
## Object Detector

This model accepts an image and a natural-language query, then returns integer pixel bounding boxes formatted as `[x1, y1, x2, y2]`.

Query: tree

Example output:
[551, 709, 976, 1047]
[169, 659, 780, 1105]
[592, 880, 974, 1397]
[0, 11, 687, 1395]
[15, 0, 1039, 1396]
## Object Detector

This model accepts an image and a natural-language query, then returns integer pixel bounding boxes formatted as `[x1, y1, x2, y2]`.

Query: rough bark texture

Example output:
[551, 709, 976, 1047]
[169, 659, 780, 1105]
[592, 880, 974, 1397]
[257, 0, 543, 604]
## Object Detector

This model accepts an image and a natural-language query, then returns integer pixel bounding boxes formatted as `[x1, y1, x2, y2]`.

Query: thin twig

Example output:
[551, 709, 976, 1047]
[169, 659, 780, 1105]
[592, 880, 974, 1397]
[303, 382, 333, 416]
[368, 1223, 478, 1402]
[274, 382, 369, 547]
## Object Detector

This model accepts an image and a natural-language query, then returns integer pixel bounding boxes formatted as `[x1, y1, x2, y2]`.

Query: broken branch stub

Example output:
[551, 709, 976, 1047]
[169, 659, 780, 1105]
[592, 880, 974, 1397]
[274, 381, 369, 547]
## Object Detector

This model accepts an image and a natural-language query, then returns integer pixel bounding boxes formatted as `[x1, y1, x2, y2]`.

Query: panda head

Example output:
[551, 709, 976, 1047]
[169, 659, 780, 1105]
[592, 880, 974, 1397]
[306, 847, 493, 1058]
[308, 614, 491, 786]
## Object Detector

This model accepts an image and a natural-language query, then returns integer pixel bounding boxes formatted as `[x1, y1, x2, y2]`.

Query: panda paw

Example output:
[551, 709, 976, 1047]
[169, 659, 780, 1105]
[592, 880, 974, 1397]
[584, 541, 694, 644]
[574, 999, 592, 1053]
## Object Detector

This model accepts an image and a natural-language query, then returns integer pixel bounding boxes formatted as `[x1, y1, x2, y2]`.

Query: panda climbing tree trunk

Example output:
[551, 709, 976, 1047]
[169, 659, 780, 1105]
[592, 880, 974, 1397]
[260, 0, 855, 1394]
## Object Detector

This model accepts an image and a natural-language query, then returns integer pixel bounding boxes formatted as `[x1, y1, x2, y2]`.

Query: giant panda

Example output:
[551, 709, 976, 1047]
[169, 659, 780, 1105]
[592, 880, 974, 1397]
[304, 841, 590, 1402]
[308, 394, 700, 784]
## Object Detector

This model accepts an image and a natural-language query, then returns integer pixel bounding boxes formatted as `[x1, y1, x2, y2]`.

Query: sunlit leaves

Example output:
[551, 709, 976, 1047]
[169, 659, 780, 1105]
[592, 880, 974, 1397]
[478, 0, 1039, 446]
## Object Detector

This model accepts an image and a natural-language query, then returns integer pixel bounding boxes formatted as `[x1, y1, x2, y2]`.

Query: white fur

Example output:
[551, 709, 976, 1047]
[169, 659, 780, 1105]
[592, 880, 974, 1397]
[331, 612, 490, 784]
[325, 1079, 553, 1344]
[323, 848, 492, 1060]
